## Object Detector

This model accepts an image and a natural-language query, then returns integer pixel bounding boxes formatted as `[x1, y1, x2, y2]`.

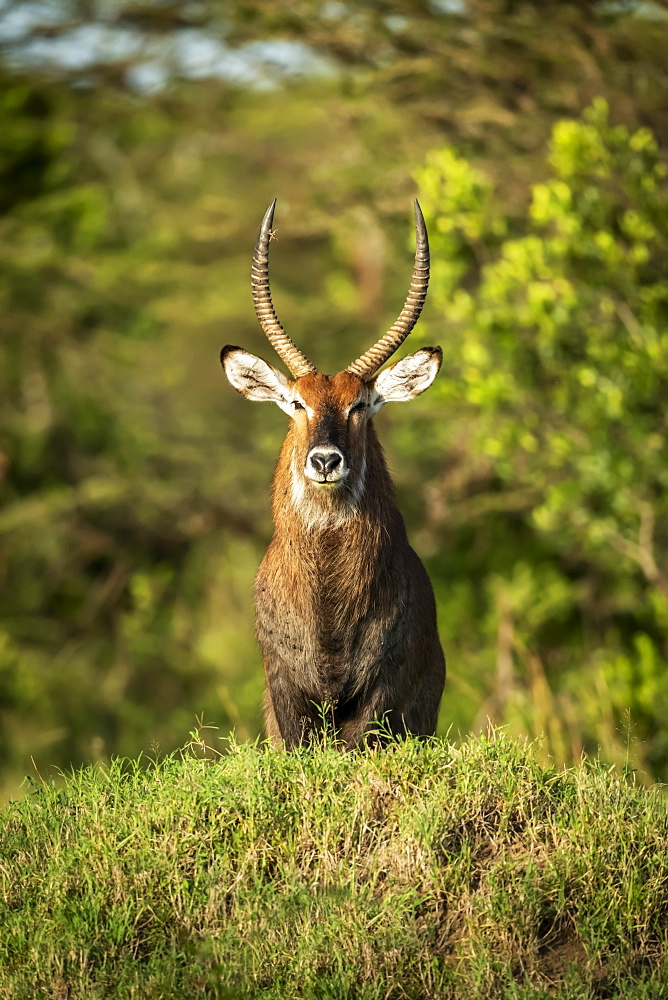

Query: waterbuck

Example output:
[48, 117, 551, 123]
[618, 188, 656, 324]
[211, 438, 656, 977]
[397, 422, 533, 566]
[221, 200, 445, 748]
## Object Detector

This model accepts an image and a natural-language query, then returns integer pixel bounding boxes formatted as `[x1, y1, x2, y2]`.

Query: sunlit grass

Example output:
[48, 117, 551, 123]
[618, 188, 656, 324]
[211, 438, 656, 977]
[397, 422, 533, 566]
[2, 732, 667, 999]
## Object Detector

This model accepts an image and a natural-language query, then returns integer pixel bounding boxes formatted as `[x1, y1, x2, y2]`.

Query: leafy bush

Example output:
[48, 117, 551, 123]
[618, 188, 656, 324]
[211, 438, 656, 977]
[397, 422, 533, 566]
[416, 100, 668, 779]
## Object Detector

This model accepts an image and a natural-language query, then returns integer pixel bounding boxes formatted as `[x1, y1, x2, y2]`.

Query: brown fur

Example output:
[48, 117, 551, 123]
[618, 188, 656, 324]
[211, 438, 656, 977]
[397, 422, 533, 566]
[249, 369, 446, 748]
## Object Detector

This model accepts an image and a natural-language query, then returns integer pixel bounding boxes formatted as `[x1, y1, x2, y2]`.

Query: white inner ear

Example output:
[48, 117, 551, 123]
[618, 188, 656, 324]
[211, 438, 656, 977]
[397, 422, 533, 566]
[372, 349, 441, 404]
[223, 349, 293, 412]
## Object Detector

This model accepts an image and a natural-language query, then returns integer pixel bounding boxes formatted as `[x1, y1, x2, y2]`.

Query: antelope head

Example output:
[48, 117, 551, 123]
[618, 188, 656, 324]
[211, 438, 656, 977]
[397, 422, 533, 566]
[221, 200, 442, 522]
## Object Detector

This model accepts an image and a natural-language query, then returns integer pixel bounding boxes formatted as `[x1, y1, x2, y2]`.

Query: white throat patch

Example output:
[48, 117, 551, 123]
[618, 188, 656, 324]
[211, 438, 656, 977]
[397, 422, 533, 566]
[290, 452, 366, 531]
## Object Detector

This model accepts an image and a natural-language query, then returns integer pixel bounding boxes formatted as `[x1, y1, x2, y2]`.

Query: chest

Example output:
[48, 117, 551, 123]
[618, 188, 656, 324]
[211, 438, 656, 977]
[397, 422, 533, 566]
[255, 533, 413, 691]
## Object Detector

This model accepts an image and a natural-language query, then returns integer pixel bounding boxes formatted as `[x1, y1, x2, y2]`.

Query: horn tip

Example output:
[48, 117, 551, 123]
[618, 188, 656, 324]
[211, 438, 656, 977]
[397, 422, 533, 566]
[413, 197, 428, 247]
[261, 199, 278, 232]
[413, 197, 425, 222]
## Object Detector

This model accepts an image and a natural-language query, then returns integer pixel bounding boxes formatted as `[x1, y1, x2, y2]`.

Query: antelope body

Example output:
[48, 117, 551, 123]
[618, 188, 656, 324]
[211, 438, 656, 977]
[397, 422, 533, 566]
[221, 200, 445, 748]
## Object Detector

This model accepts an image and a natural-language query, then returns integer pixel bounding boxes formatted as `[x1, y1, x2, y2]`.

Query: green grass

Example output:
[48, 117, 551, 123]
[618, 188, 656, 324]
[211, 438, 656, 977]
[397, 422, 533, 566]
[1, 733, 667, 1000]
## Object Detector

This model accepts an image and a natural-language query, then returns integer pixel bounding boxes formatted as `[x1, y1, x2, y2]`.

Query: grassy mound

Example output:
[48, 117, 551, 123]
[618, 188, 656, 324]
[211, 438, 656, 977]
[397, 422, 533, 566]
[1, 734, 667, 999]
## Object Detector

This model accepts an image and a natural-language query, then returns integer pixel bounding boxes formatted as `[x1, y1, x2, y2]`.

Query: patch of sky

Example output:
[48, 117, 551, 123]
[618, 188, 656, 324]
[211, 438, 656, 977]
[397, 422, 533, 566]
[600, 1, 668, 16]
[0, 0, 65, 42]
[320, 1, 347, 18]
[4, 21, 144, 71]
[170, 32, 334, 88]
[384, 15, 409, 32]
[429, 0, 466, 13]
[0, 0, 335, 92]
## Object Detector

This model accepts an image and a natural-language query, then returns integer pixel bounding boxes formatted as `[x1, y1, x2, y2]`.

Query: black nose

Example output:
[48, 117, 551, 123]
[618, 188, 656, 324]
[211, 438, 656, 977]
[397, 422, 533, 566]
[310, 451, 342, 475]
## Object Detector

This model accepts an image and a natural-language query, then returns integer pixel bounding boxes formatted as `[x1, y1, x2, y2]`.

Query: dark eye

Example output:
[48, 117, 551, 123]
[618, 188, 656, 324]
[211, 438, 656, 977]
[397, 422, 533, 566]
[350, 401, 366, 414]
[293, 400, 305, 411]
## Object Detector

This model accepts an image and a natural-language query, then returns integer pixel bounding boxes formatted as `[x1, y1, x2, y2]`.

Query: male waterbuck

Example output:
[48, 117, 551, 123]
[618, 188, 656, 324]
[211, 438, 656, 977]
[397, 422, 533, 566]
[221, 200, 445, 748]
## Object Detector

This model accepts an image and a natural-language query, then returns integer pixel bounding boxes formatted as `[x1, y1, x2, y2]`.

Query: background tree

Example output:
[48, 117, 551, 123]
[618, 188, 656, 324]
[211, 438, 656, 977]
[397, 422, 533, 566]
[1, 0, 668, 796]
[416, 100, 668, 777]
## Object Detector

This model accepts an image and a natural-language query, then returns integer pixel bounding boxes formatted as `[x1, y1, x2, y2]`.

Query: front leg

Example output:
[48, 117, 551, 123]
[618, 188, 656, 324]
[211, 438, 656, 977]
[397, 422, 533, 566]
[336, 685, 413, 749]
[264, 664, 319, 749]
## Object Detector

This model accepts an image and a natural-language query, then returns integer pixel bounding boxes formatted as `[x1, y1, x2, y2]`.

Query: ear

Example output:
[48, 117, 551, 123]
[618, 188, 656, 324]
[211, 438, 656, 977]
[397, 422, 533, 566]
[221, 346, 293, 409]
[371, 347, 442, 405]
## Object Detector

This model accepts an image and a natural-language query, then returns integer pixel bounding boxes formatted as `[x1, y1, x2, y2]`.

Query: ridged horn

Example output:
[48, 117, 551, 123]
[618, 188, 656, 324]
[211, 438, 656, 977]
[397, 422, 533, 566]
[251, 199, 317, 379]
[346, 199, 429, 380]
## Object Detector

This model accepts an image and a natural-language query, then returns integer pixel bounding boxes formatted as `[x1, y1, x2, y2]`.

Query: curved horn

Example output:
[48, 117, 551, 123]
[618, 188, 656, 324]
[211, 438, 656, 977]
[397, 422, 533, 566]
[251, 200, 317, 379]
[346, 199, 429, 380]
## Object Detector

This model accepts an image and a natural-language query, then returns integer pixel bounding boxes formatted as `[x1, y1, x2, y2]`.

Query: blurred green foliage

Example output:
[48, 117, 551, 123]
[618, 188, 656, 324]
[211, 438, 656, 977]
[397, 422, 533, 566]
[416, 99, 668, 778]
[1, 0, 668, 796]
